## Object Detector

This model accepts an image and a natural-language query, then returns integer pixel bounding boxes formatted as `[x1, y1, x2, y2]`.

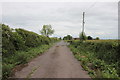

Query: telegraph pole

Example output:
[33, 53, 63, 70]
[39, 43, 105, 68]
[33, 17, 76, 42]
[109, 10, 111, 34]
[81, 12, 85, 41]
[82, 12, 85, 33]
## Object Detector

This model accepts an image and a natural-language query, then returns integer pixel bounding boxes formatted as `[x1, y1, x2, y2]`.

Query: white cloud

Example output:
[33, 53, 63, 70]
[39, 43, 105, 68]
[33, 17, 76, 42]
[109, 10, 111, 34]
[0, 0, 119, 2]
[2, 2, 118, 39]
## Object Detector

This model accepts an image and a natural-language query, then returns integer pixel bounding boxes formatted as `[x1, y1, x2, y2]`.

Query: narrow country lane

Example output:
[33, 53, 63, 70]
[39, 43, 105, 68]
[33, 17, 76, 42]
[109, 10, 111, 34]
[12, 41, 91, 78]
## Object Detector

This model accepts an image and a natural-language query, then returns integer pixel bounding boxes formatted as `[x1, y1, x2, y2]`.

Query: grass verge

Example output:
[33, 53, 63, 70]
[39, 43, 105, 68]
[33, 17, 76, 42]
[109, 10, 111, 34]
[69, 40, 120, 79]
[3, 43, 53, 79]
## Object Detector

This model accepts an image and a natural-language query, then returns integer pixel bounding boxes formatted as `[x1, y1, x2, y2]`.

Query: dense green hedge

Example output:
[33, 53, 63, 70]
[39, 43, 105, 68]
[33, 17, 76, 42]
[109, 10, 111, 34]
[2, 24, 58, 79]
[2, 24, 58, 57]
[71, 41, 119, 64]
[69, 40, 120, 78]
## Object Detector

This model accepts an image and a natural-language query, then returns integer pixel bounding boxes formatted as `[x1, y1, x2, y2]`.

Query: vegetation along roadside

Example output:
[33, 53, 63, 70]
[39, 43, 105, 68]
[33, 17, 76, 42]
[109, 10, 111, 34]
[2, 24, 59, 79]
[69, 40, 120, 79]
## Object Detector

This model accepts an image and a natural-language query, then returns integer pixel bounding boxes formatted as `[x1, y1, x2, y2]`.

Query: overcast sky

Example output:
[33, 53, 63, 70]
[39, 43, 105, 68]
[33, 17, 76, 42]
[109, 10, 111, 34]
[2, 2, 118, 39]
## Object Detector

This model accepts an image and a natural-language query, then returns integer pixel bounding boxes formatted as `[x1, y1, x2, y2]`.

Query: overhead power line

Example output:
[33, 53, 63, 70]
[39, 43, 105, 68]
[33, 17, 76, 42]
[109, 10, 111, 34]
[84, 2, 97, 12]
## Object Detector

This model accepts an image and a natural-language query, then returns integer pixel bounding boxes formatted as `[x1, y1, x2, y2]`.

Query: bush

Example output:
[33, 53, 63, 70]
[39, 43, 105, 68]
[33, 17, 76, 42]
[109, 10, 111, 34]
[2, 24, 59, 79]
[69, 40, 120, 78]
[15, 52, 28, 65]
[12, 32, 26, 51]
[2, 64, 14, 79]
[2, 27, 16, 57]
[2, 24, 57, 57]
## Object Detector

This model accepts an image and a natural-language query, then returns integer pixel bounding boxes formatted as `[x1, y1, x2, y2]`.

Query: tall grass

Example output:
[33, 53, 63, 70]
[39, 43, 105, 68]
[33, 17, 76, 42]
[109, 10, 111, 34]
[3, 44, 53, 79]
[69, 40, 120, 79]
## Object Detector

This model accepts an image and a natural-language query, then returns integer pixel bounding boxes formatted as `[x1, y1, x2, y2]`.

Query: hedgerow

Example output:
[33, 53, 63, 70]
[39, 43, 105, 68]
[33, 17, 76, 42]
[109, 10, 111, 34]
[2, 24, 58, 79]
[69, 40, 120, 79]
[2, 24, 58, 56]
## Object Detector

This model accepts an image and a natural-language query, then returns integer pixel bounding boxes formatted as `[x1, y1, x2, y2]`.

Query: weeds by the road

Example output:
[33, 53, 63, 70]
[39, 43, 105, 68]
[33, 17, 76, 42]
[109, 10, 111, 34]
[69, 40, 120, 79]
[2, 24, 59, 79]
[27, 65, 41, 78]
[2, 44, 52, 79]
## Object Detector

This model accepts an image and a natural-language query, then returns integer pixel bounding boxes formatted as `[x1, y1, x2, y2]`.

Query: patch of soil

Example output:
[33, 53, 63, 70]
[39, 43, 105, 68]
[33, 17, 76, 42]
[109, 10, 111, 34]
[10, 63, 28, 77]
[56, 46, 59, 47]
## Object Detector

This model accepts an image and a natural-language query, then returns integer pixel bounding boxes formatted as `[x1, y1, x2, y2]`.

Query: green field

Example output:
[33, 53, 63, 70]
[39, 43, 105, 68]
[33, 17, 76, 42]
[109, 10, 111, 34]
[69, 40, 120, 79]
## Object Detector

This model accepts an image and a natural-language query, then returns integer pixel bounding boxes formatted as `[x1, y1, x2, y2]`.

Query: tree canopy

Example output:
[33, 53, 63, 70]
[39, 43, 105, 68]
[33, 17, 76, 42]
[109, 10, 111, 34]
[40, 25, 54, 37]
[95, 37, 100, 40]
[87, 36, 93, 40]
[79, 32, 87, 40]
[63, 35, 73, 40]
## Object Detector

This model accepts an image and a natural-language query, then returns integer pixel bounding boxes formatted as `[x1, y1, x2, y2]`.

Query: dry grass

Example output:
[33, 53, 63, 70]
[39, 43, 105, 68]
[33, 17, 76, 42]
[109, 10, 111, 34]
[86, 39, 120, 42]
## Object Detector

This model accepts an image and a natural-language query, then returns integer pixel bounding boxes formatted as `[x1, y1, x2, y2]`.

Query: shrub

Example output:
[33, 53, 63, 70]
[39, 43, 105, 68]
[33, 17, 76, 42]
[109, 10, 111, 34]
[2, 64, 14, 79]
[2, 24, 57, 57]
[69, 40, 120, 78]
[2, 24, 59, 79]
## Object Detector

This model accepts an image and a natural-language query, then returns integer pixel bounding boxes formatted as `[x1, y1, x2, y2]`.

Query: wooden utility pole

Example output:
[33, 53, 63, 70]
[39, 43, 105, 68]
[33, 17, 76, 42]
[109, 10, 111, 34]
[80, 12, 85, 41]
[82, 12, 85, 33]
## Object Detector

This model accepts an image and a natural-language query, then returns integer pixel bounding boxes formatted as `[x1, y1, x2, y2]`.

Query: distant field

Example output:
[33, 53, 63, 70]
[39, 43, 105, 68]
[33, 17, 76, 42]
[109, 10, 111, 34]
[66, 39, 120, 44]
[86, 39, 120, 42]
[86, 40, 120, 46]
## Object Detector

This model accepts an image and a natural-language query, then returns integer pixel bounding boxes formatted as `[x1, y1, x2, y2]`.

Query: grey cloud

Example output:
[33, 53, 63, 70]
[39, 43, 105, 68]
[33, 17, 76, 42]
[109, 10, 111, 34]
[2, 2, 118, 39]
